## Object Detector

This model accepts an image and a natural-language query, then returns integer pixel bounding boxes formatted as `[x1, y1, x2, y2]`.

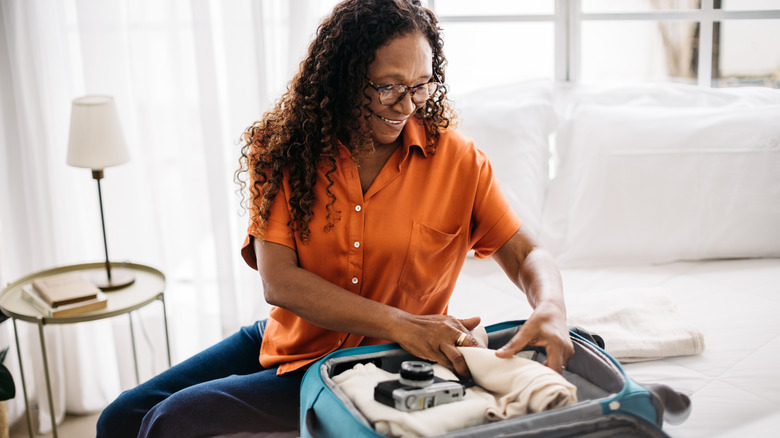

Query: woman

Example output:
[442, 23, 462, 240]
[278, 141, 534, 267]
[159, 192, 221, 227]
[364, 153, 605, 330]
[97, 0, 572, 436]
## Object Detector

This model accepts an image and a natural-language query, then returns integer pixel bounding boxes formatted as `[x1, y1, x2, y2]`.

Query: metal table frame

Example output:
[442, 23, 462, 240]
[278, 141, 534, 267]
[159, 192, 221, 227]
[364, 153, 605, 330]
[0, 262, 171, 438]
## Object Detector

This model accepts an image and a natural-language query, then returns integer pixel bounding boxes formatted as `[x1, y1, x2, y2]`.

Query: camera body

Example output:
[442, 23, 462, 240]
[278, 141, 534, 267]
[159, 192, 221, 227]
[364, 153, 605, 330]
[374, 361, 466, 411]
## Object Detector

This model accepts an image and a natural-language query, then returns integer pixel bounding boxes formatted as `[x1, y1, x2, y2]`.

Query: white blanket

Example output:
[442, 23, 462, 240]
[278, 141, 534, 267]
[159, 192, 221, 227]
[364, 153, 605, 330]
[566, 287, 705, 362]
[332, 330, 578, 437]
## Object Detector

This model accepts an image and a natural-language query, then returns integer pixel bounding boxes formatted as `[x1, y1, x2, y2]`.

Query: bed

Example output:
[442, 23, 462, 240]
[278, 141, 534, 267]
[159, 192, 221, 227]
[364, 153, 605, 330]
[446, 80, 780, 437]
[451, 257, 780, 437]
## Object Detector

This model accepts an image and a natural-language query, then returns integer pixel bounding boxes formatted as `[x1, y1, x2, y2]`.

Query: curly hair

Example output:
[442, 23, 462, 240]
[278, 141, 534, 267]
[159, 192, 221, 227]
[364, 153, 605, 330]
[236, 0, 453, 243]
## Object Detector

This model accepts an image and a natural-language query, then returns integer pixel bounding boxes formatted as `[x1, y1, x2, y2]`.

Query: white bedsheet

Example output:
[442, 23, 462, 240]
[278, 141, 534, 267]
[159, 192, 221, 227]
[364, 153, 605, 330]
[450, 257, 780, 438]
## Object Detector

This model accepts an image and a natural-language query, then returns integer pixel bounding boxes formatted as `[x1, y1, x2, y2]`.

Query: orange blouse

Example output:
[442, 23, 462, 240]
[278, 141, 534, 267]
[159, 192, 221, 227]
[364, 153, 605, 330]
[241, 117, 521, 374]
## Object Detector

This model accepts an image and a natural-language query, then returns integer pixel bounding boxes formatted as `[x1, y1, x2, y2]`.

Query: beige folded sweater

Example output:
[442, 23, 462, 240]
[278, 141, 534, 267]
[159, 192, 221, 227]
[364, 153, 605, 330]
[459, 346, 578, 421]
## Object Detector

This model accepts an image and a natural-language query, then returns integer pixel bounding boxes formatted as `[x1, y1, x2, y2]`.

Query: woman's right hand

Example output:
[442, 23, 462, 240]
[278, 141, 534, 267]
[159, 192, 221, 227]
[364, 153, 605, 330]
[392, 314, 482, 378]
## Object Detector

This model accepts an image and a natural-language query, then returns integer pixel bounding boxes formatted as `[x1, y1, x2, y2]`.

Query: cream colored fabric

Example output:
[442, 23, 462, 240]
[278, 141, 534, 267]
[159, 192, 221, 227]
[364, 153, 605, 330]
[332, 327, 578, 437]
[459, 347, 578, 420]
[332, 363, 489, 438]
[566, 287, 705, 362]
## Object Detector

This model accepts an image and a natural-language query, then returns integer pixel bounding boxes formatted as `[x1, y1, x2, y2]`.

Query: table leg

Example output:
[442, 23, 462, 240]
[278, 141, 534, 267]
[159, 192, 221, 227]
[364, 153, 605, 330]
[11, 319, 34, 438]
[128, 313, 140, 385]
[36, 322, 58, 438]
[160, 294, 172, 367]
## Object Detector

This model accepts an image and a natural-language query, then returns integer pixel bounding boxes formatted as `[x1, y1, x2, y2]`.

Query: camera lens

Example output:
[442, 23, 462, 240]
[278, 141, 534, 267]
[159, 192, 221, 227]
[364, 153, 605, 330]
[399, 361, 434, 387]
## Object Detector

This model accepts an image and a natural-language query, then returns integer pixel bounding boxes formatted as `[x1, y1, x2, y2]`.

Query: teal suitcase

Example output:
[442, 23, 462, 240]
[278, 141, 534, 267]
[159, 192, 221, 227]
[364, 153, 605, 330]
[300, 320, 690, 437]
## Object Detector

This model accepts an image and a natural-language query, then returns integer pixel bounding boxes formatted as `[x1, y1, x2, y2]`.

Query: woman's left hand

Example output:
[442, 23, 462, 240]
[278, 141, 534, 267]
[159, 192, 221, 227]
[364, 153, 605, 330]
[494, 302, 574, 373]
[491, 228, 574, 373]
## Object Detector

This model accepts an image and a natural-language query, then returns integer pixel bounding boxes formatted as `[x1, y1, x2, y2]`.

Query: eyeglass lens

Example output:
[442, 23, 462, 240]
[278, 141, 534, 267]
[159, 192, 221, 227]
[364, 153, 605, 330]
[380, 83, 438, 104]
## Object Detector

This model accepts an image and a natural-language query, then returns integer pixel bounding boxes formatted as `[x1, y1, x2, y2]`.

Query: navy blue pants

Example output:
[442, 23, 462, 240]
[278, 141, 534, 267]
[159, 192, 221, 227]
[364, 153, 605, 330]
[96, 320, 304, 437]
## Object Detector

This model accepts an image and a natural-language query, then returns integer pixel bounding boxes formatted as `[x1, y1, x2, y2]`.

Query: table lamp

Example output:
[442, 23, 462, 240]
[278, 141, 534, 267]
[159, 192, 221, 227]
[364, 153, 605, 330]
[66, 95, 135, 290]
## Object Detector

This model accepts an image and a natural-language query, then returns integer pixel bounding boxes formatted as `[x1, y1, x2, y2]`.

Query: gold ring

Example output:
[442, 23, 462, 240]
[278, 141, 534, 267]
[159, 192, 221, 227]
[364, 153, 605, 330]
[455, 333, 467, 347]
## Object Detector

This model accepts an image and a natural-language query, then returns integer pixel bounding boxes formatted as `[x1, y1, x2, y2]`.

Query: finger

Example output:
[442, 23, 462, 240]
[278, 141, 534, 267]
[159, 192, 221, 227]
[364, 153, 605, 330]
[454, 316, 484, 348]
[455, 331, 484, 348]
[495, 326, 535, 358]
[458, 316, 481, 331]
[546, 339, 575, 374]
[545, 353, 563, 374]
[545, 344, 569, 374]
[442, 344, 470, 378]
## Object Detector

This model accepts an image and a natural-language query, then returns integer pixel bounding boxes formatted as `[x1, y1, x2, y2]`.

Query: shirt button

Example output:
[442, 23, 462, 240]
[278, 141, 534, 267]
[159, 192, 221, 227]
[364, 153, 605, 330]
[355, 205, 362, 212]
[351, 277, 359, 284]
[354, 241, 360, 248]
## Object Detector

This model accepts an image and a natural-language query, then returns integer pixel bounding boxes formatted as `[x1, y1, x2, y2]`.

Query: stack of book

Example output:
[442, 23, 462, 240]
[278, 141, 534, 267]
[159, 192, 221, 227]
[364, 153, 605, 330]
[22, 272, 108, 317]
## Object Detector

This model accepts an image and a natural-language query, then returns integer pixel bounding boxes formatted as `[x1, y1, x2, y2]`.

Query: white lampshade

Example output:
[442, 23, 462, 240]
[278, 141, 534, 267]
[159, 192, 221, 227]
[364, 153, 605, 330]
[67, 95, 130, 170]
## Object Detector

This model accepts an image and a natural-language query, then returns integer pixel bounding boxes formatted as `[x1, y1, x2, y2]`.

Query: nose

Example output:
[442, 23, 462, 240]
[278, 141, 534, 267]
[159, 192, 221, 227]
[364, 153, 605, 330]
[391, 91, 418, 115]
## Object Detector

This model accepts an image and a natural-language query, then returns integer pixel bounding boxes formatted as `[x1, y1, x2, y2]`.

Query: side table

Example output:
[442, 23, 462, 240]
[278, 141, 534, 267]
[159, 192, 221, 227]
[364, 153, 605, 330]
[0, 262, 171, 438]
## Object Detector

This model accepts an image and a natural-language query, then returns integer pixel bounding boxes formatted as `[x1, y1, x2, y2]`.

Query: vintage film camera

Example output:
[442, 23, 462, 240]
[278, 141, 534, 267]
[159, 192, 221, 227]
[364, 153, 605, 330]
[374, 361, 466, 411]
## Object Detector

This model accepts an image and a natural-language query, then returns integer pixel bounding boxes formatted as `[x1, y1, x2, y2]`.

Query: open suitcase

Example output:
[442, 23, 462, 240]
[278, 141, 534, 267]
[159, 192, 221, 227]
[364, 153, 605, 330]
[300, 320, 691, 437]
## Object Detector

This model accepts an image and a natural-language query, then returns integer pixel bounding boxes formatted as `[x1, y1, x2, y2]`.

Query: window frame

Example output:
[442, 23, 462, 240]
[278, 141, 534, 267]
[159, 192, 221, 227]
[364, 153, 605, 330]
[429, 0, 780, 87]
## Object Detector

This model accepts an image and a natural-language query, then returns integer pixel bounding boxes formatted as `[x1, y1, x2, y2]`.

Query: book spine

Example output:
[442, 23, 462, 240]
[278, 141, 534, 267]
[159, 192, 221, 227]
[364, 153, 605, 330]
[53, 298, 107, 317]
[21, 285, 53, 317]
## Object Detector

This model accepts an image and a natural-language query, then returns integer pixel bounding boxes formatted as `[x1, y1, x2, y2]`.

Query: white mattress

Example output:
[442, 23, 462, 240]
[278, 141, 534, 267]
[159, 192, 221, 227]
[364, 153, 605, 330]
[450, 257, 780, 437]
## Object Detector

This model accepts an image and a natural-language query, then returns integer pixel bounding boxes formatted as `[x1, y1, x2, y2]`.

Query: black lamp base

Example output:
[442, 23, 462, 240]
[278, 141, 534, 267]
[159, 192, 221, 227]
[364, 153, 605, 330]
[92, 268, 136, 291]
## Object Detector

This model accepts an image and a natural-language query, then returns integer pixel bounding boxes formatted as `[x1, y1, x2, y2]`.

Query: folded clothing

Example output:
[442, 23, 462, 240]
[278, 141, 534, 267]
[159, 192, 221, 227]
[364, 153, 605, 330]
[332, 329, 578, 437]
[332, 362, 489, 438]
[463, 327, 577, 419]
[566, 287, 705, 362]
[460, 347, 578, 420]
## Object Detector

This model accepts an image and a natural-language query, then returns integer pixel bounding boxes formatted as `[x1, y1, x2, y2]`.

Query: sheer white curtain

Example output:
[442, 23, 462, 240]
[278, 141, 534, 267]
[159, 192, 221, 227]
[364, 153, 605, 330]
[0, 0, 336, 432]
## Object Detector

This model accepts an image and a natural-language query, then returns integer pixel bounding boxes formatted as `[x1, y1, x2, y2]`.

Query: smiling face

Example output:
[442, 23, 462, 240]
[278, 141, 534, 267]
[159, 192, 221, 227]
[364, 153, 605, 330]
[366, 32, 433, 147]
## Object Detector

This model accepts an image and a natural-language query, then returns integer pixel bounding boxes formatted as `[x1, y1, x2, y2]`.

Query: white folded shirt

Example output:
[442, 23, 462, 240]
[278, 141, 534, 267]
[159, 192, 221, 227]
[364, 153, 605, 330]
[566, 287, 705, 362]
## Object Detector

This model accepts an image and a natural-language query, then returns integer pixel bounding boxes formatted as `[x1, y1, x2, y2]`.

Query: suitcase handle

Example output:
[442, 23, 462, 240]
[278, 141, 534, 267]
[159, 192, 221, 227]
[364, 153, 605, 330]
[302, 386, 324, 438]
[569, 325, 606, 349]
[304, 406, 318, 437]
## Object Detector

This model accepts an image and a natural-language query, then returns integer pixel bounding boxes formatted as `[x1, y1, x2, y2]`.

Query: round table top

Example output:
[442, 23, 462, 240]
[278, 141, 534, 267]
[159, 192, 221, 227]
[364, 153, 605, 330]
[0, 262, 165, 324]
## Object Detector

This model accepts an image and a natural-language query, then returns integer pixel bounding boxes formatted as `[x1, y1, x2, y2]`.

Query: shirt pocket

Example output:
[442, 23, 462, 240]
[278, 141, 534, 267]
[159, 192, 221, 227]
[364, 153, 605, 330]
[398, 221, 464, 301]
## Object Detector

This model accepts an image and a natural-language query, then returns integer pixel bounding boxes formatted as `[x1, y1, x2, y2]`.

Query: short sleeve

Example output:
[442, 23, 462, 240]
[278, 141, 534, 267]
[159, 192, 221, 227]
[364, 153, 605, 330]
[469, 148, 522, 258]
[240, 182, 297, 270]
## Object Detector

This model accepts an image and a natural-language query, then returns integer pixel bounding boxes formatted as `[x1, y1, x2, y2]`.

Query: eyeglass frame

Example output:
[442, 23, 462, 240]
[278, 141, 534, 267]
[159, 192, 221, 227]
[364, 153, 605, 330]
[367, 79, 441, 106]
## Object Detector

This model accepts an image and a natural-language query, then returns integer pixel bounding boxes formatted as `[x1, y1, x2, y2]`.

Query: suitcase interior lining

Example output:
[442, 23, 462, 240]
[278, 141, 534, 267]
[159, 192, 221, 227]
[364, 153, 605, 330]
[320, 326, 628, 431]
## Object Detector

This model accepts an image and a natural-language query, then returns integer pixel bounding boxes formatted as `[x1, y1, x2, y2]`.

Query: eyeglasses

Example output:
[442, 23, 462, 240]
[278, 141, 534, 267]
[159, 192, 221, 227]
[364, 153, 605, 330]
[367, 79, 441, 105]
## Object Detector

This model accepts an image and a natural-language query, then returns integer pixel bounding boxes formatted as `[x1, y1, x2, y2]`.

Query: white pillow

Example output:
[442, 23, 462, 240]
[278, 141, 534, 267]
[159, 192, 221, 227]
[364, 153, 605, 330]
[542, 87, 780, 267]
[454, 81, 557, 237]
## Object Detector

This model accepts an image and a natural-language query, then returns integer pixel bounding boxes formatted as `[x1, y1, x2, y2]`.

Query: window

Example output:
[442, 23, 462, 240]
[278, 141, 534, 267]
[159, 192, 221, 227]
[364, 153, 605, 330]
[442, 21, 556, 94]
[430, 0, 780, 91]
[716, 18, 780, 87]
